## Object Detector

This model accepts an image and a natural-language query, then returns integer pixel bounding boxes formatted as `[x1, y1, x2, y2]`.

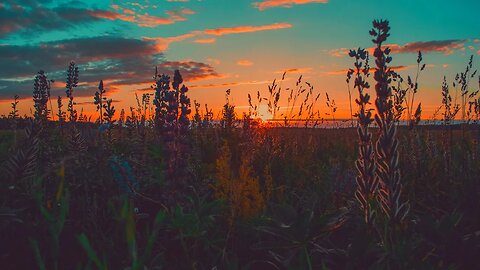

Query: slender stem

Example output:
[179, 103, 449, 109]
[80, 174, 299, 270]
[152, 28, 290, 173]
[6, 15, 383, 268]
[347, 83, 354, 127]
[304, 246, 312, 270]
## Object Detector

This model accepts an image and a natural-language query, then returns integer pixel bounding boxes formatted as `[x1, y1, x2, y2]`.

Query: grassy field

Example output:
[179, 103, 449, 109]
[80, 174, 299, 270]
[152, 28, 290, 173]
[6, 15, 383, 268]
[1, 19, 479, 269]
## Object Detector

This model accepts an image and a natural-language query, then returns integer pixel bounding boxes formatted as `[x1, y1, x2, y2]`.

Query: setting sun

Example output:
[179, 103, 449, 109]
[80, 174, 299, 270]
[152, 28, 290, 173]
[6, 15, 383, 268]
[257, 104, 274, 122]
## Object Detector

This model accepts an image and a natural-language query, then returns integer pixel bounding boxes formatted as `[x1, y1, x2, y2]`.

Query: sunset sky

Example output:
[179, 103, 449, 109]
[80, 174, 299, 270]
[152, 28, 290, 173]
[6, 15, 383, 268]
[1, 0, 479, 119]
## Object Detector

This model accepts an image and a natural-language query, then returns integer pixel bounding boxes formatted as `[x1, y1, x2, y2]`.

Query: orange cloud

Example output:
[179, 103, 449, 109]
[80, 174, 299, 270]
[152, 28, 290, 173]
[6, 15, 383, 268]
[123, 9, 135, 15]
[89, 10, 136, 22]
[160, 61, 224, 81]
[98, 6, 195, 27]
[180, 9, 195, 15]
[189, 80, 271, 88]
[165, 9, 196, 21]
[145, 22, 292, 50]
[207, 58, 221, 65]
[189, 82, 240, 88]
[131, 3, 148, 9]
[144, 31, 199, 51]
[237, 59, 254, 66]
[135, 13, 176, 27]
[389, 40, 466, 54]
[275, 67, 313, 74]
[204, 22, 292, 36]
[194, 38, 217, 44]
[329, 47, 350, 57]
[325, 66, 408, 75]
[254, 0, 328, 10]
[330, 39, 467, 57]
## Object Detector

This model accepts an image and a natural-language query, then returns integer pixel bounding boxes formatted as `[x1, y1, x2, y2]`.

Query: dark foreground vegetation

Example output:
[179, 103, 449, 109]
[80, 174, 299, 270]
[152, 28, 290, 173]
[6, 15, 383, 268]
[1, 20, 479, 269]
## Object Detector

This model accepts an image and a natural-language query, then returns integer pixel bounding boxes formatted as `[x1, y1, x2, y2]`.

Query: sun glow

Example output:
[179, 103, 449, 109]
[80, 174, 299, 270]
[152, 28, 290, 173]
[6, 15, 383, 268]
[257, 104, 274, 122]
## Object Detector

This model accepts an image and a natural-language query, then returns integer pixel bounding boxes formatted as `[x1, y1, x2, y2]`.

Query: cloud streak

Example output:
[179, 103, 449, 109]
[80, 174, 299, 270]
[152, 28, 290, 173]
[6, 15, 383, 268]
[193, 38, 217, 44]
[325, 66, 408, 75]
[237, 60, 254, 66]
[189, 80, 271, 89]
[275, 67, 313, 74]
[330, 39, 467, 56]
[203, 23, 292, 36]
[145, 22, 293, 50]
[98, 7, 195, 27]
[391, 40, 467, 54]
[253, 0, 328, 10]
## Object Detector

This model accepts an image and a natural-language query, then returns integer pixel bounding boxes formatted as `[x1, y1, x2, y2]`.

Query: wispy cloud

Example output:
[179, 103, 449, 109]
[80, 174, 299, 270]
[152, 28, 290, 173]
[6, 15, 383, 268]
[166, 8, 196, 19]
[122, 9, 136, 15]
[144, 31, 200, 51]
[329, 47, 351, 57]
[98, 7, 195, 27]
[253, 0, 328, 10]
[207, 58, 221, 65]
[160, 61, 223, 81]
[194, 38, 217, 44]
[135, 13, 180, 27]
[203, 22, 292, 35]
[390, 40, 467, 54]
[237, 59, 254, 66]
[325, 66, 408, 75]
[275, 67, 313, 74]
[189, 80, 271, 88]
[145, 22, 292, 50]
[330, 39, 467, 56]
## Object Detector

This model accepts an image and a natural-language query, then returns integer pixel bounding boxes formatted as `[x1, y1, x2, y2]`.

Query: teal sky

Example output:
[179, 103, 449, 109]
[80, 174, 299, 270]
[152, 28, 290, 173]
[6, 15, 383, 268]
[1, 0, 479, 118]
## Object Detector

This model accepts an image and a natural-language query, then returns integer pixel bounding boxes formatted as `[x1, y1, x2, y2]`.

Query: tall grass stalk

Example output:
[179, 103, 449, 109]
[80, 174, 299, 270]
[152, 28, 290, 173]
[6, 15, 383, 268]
[369, 20, 409, 226]
[349, 48, 378, 229]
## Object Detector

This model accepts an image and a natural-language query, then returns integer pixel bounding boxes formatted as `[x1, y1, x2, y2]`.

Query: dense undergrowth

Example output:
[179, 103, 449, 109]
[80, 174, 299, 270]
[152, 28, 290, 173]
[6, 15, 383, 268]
[0, 20, 479, 269]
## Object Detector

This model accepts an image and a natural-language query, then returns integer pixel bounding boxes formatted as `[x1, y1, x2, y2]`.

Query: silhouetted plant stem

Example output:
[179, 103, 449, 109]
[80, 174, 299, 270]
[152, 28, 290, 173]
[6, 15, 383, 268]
[152, 69, 191, 201]
[346, 75, 355, 128]
[370, 20, 409, 228]
[33, 70, 52, 125]
[349, 48, 378, 230]
[9, 95, 20, 144]
[65, 61, 79, 124]
[94, 80, 105, 124]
